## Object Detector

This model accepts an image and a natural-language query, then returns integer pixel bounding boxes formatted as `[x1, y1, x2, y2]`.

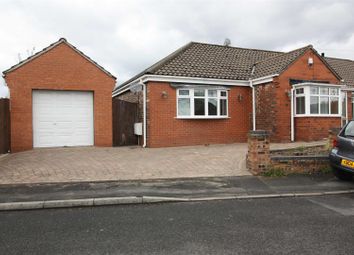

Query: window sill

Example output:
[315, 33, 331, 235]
[295, 114, 341, 118]
[175, 116, 230, 119]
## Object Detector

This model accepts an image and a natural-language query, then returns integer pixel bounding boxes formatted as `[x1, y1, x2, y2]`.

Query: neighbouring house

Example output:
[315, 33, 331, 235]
[113, 42, 354, 147]
[3, 38, 116, 152]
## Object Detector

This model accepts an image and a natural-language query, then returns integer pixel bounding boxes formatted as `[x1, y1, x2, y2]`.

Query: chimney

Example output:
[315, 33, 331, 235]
[224, 38, 231, 47]
[321, 52, 325, 57]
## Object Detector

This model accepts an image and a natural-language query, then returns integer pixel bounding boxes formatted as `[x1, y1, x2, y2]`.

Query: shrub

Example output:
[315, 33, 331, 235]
[262, 167, 286, 177]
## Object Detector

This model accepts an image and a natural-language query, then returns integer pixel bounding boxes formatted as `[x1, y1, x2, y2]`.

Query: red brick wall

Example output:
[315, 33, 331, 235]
[146, 82, 252, 147]
[4, 42, 115, 152]
[267, 49, 340, 142]
[255, 82, 277, 134]
[295, 117, 341, 141]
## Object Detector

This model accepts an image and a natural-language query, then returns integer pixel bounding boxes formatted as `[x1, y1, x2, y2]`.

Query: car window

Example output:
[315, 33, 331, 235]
[344, 121, 354, 137]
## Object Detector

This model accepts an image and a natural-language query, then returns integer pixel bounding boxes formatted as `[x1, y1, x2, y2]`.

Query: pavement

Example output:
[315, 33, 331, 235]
[0, 144, 249, 184]
[1, 194, 354, 254]
[0, 173, 353, 210]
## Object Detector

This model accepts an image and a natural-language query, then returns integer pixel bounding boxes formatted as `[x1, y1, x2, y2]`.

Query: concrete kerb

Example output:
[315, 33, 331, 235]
[0, 201, 44, 211]
[142, 196, 189, 203]
[43, 198, 94, 208]
[1, 190, 354, 211]
[94, 196, 142, 206]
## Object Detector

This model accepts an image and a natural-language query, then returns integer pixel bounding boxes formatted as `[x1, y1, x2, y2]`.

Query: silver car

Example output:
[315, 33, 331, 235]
[329, 120, 354, 181]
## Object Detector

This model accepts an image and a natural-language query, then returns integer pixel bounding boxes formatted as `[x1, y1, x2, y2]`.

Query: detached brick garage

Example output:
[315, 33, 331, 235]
[3, 38, 116, 152]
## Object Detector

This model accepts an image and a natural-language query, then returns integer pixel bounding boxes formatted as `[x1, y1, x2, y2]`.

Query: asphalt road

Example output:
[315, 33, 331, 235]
[1, 195, 354, 255]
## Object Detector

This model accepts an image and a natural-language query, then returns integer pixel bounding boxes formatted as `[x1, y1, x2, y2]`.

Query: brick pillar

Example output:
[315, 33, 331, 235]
[246, 130, 270, 175]
[328, 127, 341, 150]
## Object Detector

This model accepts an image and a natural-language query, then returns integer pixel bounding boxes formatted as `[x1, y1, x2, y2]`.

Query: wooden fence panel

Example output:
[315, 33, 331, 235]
[112, 98, 138, 146]
[0, 99, 10, 153]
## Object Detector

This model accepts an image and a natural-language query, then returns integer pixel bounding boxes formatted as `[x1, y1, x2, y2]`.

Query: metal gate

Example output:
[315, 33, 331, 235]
[112, 98, 138, 146]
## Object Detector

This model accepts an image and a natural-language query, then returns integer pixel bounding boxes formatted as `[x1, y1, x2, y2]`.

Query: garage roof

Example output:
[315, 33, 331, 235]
[2, 38, 116, 79]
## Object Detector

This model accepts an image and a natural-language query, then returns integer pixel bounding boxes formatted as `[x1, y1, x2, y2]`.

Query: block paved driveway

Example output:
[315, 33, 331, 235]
[0, 144, 249, 184]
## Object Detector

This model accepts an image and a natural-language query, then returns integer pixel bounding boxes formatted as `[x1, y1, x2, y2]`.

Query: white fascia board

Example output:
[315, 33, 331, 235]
[4, 39, 116, 79]
[112, 75, 250, 97]
[143, 75, 250, 86]
[251, 74, 279, 85]
[339, 86, 354, 91]
[3, 40, 63, 75]
[292, 82, 344, 88]
[112, 79, 141, 97]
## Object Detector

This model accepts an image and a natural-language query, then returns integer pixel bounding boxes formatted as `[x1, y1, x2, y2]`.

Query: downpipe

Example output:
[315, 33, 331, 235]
[142, 81, 147, 148]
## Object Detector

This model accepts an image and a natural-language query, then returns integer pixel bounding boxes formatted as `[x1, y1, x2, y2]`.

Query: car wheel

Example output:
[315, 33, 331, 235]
[332, 167, 353, 181]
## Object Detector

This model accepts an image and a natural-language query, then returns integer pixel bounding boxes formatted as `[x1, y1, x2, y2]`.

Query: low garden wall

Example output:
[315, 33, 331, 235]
[246, 129, 336, 176]
[269, 155, 329, 175]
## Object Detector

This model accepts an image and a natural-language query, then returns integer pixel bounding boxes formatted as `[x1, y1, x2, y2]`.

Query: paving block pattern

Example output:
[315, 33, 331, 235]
[0, 144, 250, 184]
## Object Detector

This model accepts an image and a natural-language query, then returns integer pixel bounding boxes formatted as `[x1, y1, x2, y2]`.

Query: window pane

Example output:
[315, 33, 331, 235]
[178, 98, 190, 116]
[220, 91, 227, 97]
[194, 89, 205, 97]
[344, 121, 354, 136]
[208, 90, 217, 97]
[179, 90, 189, 96]
[310, 87, 319, 95]
[208, 99, 217, 115]
[320, 97, 329, 114]
[330, 88, 339, 96]
[330, 97, 339, 114]
[310, 96, 319, 114]
[296, 97, 305, 114]
[296, 88, 304, 94]
[220, 99, 227, 116]
[194, 98, 205, 115]
[320, 87, 329, 95]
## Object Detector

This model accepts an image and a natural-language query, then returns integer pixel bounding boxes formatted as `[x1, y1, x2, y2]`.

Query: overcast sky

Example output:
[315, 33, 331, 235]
[1, 0, 354, 95]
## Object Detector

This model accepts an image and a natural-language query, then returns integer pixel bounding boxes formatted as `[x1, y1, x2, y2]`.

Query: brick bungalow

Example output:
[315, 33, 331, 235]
[3, 38, 116, 152]
[113, 42, 354, 147]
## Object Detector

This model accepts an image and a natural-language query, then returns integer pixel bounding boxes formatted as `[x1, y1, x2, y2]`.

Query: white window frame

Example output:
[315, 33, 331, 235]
[294, 84, 342, 117]
[295, 87, 306, 115]
[352, 96, 354, 120]
[176, 88, 229, 119]
[341, 91, 348, 126]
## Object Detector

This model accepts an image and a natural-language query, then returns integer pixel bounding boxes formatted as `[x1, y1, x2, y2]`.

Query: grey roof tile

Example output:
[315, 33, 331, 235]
[252, 45, 312, 79]
[325, 57, 354, 87]
[154, 42, 282, 80]
[116, 42, 282, 89]
[115, 41, 352, 93]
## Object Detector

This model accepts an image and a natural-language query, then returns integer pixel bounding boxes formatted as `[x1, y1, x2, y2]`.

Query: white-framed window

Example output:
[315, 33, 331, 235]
[295, 85, 341, 117]
[177, 88, 228, 118]
[295, 88, 305, 115]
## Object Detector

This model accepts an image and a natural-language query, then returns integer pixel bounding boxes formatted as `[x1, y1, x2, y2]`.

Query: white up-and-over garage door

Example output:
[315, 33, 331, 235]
[32, 90, 94, 148]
